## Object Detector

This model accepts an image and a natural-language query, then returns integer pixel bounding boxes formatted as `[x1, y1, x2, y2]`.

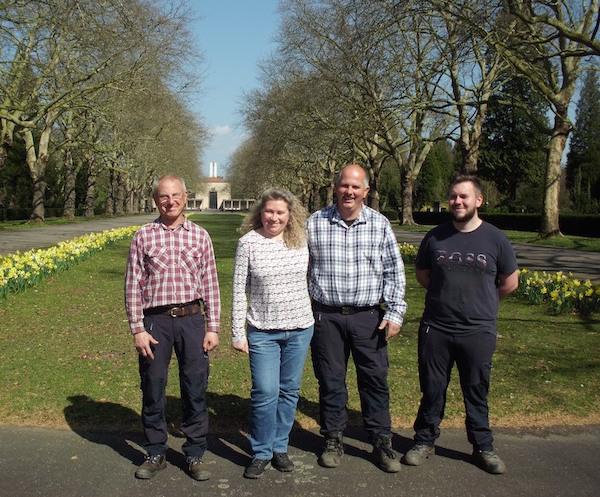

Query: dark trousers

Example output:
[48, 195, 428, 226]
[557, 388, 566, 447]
[139, 313, 209, 458]
[413, 323, 497, 451]
[310, 307, 391, 441]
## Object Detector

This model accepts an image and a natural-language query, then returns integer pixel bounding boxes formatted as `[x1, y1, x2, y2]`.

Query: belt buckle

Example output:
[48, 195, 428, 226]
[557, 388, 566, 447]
[169, 307, 180, 318]
[341, 306, 352, 315]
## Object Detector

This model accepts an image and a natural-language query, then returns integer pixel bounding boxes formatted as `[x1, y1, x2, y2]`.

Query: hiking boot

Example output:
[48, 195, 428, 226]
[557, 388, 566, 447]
[187, 456, 210, 481]
[472, 449, 507, 475]
[135, 454, 166, 479]
[318, 432, 344, 468]
[244, 458, 270, 479]
[372, 434, 401, 473]
[402, 443, 435, 466]
[272, 452, 294, 472]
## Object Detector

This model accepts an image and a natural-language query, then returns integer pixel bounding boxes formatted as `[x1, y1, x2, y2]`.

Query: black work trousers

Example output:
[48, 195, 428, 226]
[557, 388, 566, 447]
[413, 323, 497, 451]
[139, 312, 209, 458]
[310, 307, 391, 442]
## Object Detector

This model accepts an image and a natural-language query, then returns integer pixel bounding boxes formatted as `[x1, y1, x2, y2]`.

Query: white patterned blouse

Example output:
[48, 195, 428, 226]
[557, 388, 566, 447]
[231, 230, 314, 342]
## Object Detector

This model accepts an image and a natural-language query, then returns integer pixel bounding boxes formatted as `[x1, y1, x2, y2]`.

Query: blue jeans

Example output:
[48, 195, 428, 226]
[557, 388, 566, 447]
[247, 325, 314, 460]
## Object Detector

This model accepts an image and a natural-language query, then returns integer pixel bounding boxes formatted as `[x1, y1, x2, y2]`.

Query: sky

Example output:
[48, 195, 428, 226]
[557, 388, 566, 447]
[189, 1, 281, 178]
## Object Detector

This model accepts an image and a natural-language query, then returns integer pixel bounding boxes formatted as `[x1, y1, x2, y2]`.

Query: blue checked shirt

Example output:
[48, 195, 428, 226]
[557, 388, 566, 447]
[307, 205, 407, 325]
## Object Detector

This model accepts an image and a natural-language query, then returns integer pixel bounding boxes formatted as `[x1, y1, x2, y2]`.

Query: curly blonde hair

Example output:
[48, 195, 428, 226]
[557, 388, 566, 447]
[240, 188, 308, 248]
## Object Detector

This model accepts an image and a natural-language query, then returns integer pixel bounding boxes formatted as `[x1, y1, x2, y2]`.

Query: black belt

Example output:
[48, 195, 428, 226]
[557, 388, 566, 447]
[144, 300, 205, 318]
[312, 301, 380, 315]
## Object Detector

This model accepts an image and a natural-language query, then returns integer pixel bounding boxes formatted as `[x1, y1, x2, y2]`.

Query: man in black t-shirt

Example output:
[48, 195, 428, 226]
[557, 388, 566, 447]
[403, 175, 519, 475]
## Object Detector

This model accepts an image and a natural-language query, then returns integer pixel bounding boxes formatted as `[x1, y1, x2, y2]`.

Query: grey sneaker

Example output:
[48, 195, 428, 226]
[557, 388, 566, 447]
[135, 454, 166, 479]
[318, 432, 344, 468]
[244, 458, 270, 479]
[402, 443, 435, 466]
[272, 452, 294, 472]
[187, 456, 210, 481]
[373, 435, 401, 473]
[472, 449, 506, 474]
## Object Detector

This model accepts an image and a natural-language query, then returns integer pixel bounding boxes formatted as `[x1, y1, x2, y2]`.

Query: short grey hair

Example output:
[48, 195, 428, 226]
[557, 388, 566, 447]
[335, 164, 369, 188]
[152, 175, 187, 198]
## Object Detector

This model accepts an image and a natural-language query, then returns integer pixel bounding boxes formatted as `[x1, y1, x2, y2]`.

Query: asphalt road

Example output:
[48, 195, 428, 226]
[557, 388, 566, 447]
[2, 425, 599, 497]
[2, 214, 599, 283]
[393, 229, 600, 283]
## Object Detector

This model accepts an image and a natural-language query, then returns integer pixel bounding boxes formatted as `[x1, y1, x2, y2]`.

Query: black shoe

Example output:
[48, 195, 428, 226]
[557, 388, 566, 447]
[472, 449, 507, 474]
[244, 458, 270, 479]
[272, 452, 294, 472]
[318, 432, 344, 468]
[135, 454, 166, 479]
[187, 456, 210, 481]
[402, 443, 435, 466]
[372, 435, 401, 473]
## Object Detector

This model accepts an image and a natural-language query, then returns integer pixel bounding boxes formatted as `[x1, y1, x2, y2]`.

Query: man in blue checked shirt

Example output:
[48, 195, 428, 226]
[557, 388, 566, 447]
[307, 163, 407, 473]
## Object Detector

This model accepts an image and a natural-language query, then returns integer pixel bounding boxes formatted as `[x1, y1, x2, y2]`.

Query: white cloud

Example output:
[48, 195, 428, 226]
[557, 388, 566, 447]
[212, 125, 232, 136]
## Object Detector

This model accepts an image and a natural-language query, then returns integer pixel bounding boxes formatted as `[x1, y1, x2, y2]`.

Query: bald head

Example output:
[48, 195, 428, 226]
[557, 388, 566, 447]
[335, 163, 370, 221]
[335, 164, 369, 188]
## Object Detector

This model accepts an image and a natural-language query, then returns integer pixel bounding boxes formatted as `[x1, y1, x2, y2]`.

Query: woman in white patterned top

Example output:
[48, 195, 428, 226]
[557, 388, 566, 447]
[232, 188, 314, 479]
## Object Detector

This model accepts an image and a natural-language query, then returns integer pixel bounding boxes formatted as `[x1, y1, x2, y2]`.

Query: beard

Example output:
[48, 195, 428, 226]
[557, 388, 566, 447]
[451, 206, 477, 223]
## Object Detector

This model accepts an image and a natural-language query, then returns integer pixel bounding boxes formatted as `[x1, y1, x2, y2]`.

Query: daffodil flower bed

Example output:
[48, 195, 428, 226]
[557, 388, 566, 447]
[516, 268, 600, 316]
[0, 226, 139, 299]
[399, 242, 418, 262]
[399, 242, 600, 315]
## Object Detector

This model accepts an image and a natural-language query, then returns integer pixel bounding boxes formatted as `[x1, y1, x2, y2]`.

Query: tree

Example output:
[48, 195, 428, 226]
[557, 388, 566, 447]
[414, 140, 456, 209]
[438, 0, 600, 235]
[0, 0, 205, 220]
[566, 69, 600, 212]
[479, 76, 549, 210]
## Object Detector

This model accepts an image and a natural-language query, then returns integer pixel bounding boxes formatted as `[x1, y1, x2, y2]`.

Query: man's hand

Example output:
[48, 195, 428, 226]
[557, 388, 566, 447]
[134, 331, 159, 360]
[203, 331, 219, 352]
[232, 338, 249, 354]
[378, 320, 401, 341]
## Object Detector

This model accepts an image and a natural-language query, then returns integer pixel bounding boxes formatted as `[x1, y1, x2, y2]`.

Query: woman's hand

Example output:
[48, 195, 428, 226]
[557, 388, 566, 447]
[232, 337, 249, 354]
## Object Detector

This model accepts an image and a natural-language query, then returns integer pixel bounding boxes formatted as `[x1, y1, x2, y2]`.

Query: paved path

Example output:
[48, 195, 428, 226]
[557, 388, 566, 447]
[0, 214, 157, 255]
[1, 215, 599, 283]
[394, 229, 600, 283]
[2, 425, 598, 497]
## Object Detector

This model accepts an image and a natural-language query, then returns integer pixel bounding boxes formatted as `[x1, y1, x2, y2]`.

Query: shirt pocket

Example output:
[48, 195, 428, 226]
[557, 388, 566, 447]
[145, 246, 169, 274]
[179, 246, 202, 275]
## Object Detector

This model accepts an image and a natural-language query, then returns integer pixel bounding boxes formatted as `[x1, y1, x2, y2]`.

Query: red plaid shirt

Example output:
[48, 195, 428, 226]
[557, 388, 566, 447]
[125, 218, 221, 334]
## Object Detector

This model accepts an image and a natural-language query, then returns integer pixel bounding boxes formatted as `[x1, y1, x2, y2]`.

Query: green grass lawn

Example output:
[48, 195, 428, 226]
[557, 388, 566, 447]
[395, 222, 600, 252]
[0, 213, 151, 231]
[0, 212, 598, 432]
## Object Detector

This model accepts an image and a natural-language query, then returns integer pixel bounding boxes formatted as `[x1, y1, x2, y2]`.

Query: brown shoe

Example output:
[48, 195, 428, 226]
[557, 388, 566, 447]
[188, 456, 210, 481]
[135, 454, 166, 479]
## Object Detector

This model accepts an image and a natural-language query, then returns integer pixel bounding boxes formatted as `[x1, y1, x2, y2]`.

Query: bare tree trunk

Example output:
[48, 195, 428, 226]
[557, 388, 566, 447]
[114, 172, 125, 215]
[22, 128, 47, 222]
[105, 169, 115, 216]
[367, 157, 384, 211]
[401, 171, 416, 225]
[62, 148, 76, 219]
[541, 112, 570, 236]
[84, 154, 97, 217]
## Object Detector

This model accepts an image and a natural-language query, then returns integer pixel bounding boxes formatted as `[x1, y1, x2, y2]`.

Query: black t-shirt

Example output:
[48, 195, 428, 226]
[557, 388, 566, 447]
[415, 221, 518, 334]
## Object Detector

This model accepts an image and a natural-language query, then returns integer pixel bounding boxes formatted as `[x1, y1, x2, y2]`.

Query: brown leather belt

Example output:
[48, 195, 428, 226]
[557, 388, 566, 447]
[312, 301, 380, 315]
[144, 300, 205, 318]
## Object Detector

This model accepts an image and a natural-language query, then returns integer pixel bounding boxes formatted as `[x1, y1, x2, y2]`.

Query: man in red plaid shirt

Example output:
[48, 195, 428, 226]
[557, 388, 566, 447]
[125, 175, 220, 481]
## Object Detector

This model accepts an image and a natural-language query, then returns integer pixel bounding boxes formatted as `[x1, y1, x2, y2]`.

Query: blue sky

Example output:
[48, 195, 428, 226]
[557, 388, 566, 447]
[190, 1, 281, 177]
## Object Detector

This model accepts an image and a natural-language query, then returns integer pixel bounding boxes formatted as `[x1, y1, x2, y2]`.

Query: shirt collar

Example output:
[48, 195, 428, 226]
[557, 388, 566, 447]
[330, 205, 368, 227]
[151, 215, 192, 231]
